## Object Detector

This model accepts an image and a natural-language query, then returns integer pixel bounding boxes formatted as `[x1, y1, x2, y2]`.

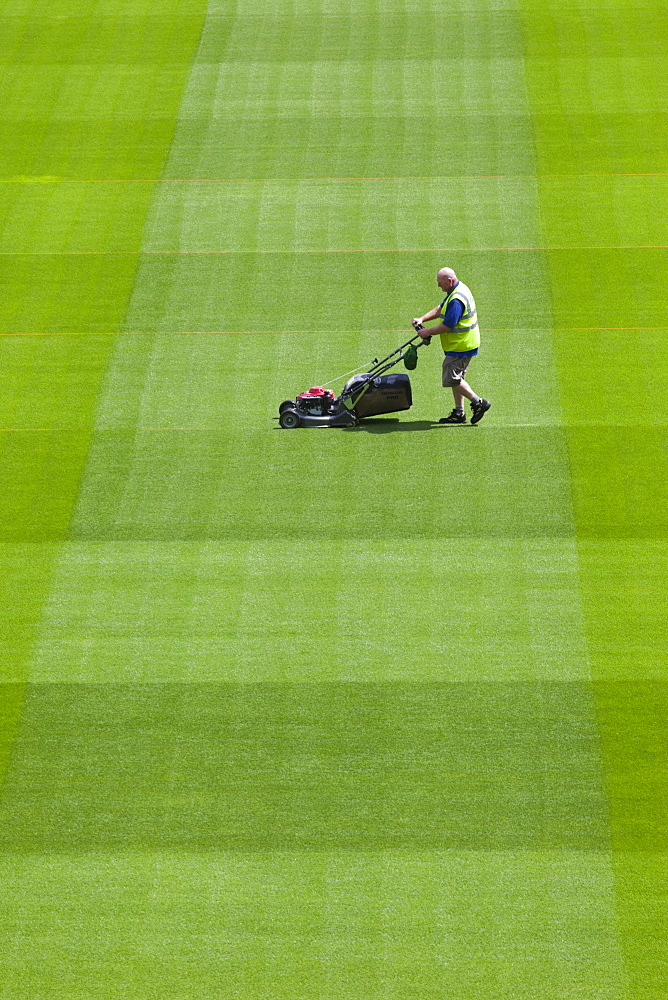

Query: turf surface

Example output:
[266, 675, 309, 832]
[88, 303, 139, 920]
[1, 0, 667, 997]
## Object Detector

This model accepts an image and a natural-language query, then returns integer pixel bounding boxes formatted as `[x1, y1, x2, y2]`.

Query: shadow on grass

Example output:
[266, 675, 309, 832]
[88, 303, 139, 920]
[353, 418, 477, 432]
[273, 418, 477, 432]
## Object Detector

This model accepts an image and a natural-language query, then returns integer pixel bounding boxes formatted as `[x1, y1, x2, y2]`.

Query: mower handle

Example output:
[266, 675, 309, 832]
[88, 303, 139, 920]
[412, 320, 431, 346]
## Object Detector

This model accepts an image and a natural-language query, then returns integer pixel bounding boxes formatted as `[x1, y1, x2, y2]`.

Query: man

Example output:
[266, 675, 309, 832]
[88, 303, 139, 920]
[413, 267, 491, 424]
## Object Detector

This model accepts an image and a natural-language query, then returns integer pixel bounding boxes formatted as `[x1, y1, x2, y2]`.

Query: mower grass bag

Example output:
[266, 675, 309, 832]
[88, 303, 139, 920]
[344, 372, 412, 418]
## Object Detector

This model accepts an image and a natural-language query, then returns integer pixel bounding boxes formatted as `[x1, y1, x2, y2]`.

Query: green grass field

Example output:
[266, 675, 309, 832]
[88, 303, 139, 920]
[1, 0, 667, 996]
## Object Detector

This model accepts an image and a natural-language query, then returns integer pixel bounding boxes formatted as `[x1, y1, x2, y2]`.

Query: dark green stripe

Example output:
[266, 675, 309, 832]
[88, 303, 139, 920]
[521, 1, 668, 994]
[0, 682, 610, 851]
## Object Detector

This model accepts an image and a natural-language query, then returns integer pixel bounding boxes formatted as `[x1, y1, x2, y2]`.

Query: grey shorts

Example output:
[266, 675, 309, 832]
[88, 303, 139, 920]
[442, 353, 473, 387]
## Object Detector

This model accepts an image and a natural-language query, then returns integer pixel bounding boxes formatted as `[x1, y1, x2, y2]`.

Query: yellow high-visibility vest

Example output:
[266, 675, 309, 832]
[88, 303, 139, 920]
[439, 281, 481, 352]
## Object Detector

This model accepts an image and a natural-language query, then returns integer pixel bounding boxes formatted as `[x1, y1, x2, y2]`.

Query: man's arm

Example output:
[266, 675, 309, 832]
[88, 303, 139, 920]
[417, 321, 448, 339]
[412, 305, 442, 326]
[413, 298, 465, 337]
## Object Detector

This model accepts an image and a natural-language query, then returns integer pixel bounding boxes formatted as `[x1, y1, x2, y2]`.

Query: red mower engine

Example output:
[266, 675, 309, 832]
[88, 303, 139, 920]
[296, 386, 336, 416]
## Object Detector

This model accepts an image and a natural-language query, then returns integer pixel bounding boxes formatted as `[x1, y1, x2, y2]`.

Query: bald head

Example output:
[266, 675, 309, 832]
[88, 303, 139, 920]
[437, 267, 458, 292]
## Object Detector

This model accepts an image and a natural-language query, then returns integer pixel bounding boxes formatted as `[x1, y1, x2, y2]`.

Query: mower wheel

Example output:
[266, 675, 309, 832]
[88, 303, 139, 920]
[279, 409, 301, 429]
[279, 400, 295, 414]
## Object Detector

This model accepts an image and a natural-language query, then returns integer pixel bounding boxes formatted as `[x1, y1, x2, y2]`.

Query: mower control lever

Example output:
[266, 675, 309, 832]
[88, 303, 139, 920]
[412, 320, 431, 345]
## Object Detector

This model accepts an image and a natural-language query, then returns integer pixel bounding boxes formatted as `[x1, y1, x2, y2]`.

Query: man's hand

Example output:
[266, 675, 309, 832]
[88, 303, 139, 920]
[411, 320, 432, 343]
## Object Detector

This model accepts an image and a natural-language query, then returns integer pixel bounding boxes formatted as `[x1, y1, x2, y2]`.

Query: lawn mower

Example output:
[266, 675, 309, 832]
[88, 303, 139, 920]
[277, 324, 431, 428]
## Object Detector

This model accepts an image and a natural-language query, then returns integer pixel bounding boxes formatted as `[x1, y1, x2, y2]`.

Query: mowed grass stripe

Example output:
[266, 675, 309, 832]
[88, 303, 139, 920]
[62, 426, 576, 543]
[24, 539, 592, 683]
[521, 0, 668, 995]
[3, 174, 666, 259]
[0, 683, 610, 849]
[0, 326, 666, 339]
[3, 171, 668, 180]
[2, 244, 668, 253]
[0, 0, 209, 691]
[0, 850, 624, 1000]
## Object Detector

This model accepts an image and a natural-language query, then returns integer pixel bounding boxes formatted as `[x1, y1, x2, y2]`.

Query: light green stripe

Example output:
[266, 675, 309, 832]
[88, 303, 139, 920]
[0, 850, 625, 1000]
[26, 539, 588, 682]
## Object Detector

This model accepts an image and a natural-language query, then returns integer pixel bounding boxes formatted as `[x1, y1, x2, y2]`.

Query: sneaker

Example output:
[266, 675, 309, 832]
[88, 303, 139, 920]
[439, 408, 467, 424]
[470, 398, 491, 424]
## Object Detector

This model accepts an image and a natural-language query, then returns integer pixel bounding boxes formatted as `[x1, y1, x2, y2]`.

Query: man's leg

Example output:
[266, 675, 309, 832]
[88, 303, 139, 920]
[453, 379, 477, 405]
[440, 357, 469, 422]
[442, 355, 491, 424]
[459, 376, 492, 424]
